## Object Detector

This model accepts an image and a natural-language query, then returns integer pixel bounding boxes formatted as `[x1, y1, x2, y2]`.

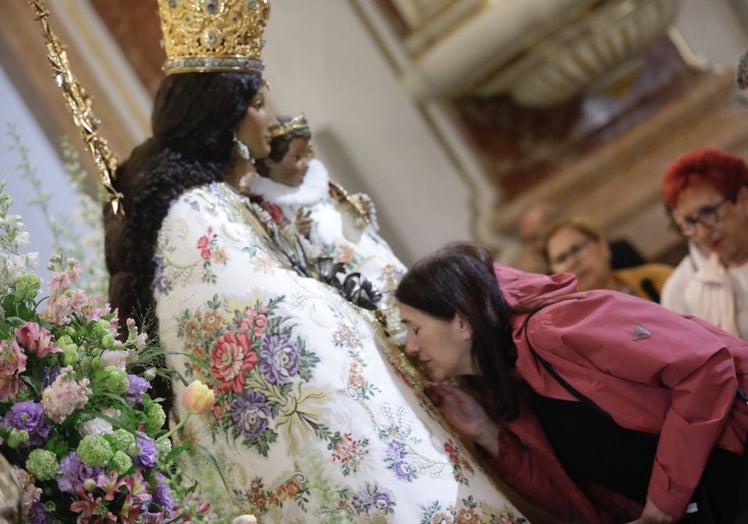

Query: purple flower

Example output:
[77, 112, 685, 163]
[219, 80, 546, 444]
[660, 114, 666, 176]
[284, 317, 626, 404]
[386, 440, 407, 460]
[151, 472, 175, 512]
[259, 334, 300, 384]
[3, 401, 51, 446]
[26, 500, 48, 524]
[371, 489, 393, 511]
[136, 435, 159, 468]
[392, 460, 415, 481]
[126, 374, 151, 404]
[351, 490, 372, 513]
[41, 366, 61, 388]
[58, 452, 104, 494]
[230, 390, 270, 438]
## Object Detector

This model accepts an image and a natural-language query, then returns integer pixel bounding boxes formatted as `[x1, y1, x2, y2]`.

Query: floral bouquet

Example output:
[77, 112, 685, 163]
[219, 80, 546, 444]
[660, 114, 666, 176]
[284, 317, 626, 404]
[0, 183, 222, 522]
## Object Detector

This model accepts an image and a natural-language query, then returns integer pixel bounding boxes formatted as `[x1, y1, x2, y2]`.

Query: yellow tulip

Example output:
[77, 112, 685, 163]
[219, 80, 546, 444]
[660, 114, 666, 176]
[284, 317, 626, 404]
[181, 380, 215, 415]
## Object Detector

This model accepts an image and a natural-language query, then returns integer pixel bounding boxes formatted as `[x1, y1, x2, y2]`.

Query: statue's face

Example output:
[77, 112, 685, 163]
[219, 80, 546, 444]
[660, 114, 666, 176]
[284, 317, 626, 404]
[236, 86, 277, 159]
[267, 137, 311, 187]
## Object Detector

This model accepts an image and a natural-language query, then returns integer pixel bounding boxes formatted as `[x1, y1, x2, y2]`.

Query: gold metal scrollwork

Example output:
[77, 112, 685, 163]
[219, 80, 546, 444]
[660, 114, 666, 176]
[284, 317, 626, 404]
[27, 0, 124, 215]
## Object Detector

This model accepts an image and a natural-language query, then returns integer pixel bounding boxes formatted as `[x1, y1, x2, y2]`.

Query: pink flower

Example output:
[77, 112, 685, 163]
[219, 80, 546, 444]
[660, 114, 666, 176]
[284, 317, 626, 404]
[70, 488, 118, 521]
[38, 288, 94, 325]
[41, 367, 92, 423]
[11, 466, 41, 510]
[210, 331, 257, 393]
[0, 340, 27, 401]
[237, 306, 269, 336]
[0, 375, 25, 402]
[47, 270, 71, 295]
[66, 258, 81, 284]
[15, 322, 60, 358]
[0, 339, 27, 375]
[197, 230, 212, 260]
[181, 380, 215, 415]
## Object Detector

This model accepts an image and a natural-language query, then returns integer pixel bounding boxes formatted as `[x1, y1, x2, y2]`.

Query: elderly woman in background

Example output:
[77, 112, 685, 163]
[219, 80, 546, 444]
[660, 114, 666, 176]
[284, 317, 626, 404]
[542, 215, 672, 302]
[662, 147, 748, 339]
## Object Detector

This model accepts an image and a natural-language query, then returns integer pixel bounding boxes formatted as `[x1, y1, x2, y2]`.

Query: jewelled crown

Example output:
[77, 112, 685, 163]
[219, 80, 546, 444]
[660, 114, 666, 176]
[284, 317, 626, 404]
[157, 0, 270, 75]
[271, 114, 310, 138]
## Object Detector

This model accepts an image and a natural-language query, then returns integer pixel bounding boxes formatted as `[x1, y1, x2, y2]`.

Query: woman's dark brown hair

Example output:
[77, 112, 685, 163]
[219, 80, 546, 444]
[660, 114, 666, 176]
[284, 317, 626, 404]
[395, 241, 522, 420]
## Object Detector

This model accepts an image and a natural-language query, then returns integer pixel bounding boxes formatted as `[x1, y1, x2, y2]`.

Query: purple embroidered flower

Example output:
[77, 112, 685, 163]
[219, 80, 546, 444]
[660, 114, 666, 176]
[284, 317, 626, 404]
[230, 390, 270, 438]
[3, 401, 51, 446]
[386, 440, 407, 460]
[351, 490, 372, 513]
[259, 333, 300, 384]
[126, 374, 151, 405]
[371, 489, 393, 511]
[135, 435, 159, 468]
[392, 460, 415, 481]
[58, 452, 104, 494]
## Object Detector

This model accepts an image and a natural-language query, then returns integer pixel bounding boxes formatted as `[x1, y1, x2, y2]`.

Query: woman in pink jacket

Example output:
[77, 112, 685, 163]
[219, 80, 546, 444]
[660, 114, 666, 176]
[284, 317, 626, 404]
[396, 242, 748, 524]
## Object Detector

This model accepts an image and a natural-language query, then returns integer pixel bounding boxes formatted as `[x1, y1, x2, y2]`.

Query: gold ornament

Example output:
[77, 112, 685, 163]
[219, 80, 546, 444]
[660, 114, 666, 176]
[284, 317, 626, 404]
[270, 114, 309, 138]
[158, 0, 270, 74]
[27, 0, 123, 215]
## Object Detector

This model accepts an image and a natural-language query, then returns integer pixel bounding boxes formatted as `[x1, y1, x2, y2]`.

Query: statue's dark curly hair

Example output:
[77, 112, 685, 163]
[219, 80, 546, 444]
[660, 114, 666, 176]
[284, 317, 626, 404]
[104, 71, 263, 410]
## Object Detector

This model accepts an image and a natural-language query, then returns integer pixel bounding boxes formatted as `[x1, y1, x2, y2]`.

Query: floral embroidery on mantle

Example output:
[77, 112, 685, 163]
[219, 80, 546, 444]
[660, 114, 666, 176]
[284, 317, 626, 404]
[154, 183, 528, 522]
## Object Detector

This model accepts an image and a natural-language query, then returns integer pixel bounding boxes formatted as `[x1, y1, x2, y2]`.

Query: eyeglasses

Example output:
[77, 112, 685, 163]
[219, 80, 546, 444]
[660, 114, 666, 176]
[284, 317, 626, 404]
[549, 239, 593, 267]
[675, 192, 735, 237]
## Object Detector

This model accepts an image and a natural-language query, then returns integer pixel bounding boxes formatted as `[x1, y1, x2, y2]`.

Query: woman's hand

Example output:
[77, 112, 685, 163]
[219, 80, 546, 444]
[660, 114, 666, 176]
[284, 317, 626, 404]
[637, 497, 675, 523]
[424, 382, 500, 456]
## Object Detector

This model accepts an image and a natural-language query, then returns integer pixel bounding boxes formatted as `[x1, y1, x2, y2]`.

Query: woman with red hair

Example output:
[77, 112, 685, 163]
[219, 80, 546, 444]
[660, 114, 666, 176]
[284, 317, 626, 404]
[662, 147, 748, 340]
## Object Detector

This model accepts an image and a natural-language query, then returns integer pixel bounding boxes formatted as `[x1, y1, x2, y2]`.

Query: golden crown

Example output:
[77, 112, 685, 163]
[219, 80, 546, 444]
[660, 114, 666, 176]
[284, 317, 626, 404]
[271, 114, 310, 138]
[157, 0, 270, 75]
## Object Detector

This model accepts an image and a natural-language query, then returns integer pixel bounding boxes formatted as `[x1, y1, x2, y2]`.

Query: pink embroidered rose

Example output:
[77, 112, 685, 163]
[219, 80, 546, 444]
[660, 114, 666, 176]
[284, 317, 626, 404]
[197, 228, 213, 260]
[210, 331, 258, 393]
[237, 306, 270, 336]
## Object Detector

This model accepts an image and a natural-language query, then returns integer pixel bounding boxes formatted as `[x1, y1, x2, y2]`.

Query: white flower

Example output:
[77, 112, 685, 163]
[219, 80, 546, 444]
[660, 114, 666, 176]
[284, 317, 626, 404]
[5, 253, 31, 281]
[14, 231, 30, 247]
[80, 417, 114, 437]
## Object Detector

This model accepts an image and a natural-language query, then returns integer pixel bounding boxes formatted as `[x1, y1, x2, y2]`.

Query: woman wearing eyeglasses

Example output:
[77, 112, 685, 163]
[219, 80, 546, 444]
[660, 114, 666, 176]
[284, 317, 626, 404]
[541, 216, 673, 302]
[662, 148, 748, 340]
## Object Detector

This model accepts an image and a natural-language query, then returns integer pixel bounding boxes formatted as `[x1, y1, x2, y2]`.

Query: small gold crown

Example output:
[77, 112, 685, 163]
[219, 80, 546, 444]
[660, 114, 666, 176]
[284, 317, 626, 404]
[271, 114, 310, 138]
[157, 0, 270, 75]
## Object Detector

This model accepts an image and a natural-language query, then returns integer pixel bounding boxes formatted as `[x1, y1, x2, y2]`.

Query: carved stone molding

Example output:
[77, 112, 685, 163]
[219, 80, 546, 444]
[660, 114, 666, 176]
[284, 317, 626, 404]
[401, 0, 678, 107]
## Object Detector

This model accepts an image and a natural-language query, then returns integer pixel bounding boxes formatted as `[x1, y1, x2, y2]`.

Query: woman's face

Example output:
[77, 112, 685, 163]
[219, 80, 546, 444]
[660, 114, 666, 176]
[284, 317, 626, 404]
[236, 85, 277, 159]
[546, 226, 611, 291]
[266, 137, 311, 187]
[399, 303, 474, 382]
[672, 184, 748, 267]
